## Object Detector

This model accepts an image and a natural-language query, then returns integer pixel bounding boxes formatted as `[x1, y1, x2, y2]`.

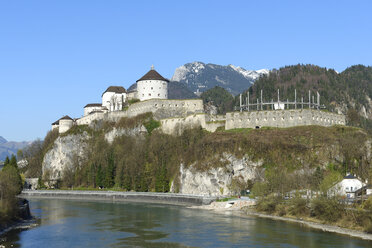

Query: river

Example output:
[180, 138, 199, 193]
[1, 198, 372, 247]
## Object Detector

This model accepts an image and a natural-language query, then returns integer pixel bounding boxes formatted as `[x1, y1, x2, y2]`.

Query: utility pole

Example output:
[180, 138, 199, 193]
[239, 94, 242, 112]
[261, 90, 263, 110]
[247, 92, 250, 111]
[295, 89, 297, 109]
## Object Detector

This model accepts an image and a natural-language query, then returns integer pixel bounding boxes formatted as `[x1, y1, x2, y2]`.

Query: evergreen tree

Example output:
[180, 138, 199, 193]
[96, 164, 104, 188]
[9, 154, 17, 168]
[104, 153, 115, 188]
[4, 156, 9, 166]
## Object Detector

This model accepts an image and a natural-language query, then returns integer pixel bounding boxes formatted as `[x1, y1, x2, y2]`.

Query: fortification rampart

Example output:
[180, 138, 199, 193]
[125, 99, 204, 119]
[76, 99, 204, 126]
[160, 113, 226, 135]
[225, 109, 345, 130]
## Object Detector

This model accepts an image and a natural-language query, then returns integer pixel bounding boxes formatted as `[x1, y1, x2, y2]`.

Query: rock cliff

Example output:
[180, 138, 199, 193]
[175, 154, 263, 196]
[42, 134, 89, 180]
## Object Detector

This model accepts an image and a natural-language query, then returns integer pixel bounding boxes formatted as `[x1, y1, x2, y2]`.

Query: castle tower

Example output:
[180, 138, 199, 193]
[136, 66, 168, 101]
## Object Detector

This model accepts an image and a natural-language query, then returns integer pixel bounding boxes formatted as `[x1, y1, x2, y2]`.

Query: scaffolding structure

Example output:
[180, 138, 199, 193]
[237, 89, 326, 112]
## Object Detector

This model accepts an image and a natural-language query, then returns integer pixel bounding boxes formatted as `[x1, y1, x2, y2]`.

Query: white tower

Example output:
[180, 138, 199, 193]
[137, 66, 168, 101]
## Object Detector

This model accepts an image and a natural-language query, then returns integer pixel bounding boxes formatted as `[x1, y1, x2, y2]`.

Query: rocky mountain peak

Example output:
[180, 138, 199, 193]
[171, 62, 269, 95]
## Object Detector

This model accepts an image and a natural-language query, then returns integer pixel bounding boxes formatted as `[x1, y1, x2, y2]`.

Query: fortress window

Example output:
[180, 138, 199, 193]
[151, 87, 153, 90]
[158, 94, 160, 96]
[149, 93, 151, 96]
[175, 104, 178, 107]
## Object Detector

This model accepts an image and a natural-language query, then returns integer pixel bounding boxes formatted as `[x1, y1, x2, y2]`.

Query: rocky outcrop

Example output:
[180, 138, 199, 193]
[104, 125, 147, 144]
[42, 134, 89, 181]
[175, 154, 263, 196]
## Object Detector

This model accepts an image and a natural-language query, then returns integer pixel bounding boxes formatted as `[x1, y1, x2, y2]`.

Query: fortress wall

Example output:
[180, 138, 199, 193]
[204, 121, 225, 132]
[160, 114, 206, 135]
[76, 112, 105, 126]
[126, 99, 204, 120]
[225, 109, 346, 130]
[160, 114, 226, 135]
[75, 99, 204, 127]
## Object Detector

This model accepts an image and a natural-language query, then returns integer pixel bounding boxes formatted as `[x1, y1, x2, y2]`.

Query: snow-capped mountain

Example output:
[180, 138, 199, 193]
[171, 62, 269, 95]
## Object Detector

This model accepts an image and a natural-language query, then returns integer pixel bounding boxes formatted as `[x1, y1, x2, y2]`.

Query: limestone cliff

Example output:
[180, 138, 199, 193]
[42, 134, 89, 181]
[175, 154, 263, 196]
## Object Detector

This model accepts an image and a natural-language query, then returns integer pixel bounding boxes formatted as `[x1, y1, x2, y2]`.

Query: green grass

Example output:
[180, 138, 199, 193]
[216, 197, 238, 202]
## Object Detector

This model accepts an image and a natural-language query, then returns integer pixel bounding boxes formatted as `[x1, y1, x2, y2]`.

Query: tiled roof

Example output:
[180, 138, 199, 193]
[136, 68, 169, 82]
[102, 86, 126, 96]
[84, 103, 102, 108]
[52, 115, 73, 125]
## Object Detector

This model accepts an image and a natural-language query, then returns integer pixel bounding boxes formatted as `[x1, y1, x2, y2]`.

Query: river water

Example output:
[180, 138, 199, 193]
[2, 198, 372, 247]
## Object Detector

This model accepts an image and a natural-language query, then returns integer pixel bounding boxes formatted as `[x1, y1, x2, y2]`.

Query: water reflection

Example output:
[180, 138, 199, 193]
[2, 199, 372, 248]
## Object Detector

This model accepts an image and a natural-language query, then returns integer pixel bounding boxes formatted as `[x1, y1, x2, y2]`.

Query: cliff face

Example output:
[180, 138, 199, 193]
[42, 134, 89, 181]
[175, 154, 263, 196]
[39, 117, 372, 197]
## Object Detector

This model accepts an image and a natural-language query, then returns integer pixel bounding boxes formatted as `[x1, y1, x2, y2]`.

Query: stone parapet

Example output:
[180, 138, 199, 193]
[225, 109, 345, 130]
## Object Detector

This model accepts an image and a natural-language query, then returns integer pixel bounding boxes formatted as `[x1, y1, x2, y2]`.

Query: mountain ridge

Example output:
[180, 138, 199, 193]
[171, 62, 269, 95]
[0, 136, 31, 161]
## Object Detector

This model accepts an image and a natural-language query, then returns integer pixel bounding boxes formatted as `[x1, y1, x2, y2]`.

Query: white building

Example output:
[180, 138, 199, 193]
[329, 174, 365, 199]
[52, 115, 74, 134]
[137, 66, 168, 101]
[84, 103, 103, 116]
[102, 86, 127, 111]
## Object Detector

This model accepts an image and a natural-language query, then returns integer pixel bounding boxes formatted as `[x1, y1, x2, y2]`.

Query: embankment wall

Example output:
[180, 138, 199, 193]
[20, 190, 217, 206]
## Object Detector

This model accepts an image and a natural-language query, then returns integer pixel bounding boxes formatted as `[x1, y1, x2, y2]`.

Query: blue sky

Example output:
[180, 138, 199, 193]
[1, 0, 371, 141]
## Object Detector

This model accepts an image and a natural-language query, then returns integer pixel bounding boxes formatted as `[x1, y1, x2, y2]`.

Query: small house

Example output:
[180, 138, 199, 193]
[329, 174, 365, 199]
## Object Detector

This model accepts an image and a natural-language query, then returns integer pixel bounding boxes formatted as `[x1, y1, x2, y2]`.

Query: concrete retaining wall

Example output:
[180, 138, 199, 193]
[225, 109, 346, 130]
[20, 190, 217, 206]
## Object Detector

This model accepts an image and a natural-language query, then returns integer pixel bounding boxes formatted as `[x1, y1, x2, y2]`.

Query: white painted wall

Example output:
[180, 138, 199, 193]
[137, 79, 167, 101]
[84, 106, 102, 116]
[59, 119, 73, 134]
[102, 92, 126, 111]
[330, 178, 364, 198]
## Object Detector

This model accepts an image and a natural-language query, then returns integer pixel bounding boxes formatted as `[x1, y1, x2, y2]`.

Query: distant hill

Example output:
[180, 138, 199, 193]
[171, 62, 269, 95]
[0, 136, 30, 161]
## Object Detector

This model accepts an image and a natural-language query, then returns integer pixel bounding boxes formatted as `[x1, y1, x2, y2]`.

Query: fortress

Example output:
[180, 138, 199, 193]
[51, 67, 346, 135]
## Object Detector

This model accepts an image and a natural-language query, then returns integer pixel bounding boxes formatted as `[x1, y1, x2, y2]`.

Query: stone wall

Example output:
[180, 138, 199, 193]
[225, 109, 346, 130]
[125, 99, 204, 120]
[76, 99, 204, 127]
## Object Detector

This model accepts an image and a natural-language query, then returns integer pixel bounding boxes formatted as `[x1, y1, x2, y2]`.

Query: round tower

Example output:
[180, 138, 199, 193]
[136, 66, 168, 101]
[58, 115, 74, 134]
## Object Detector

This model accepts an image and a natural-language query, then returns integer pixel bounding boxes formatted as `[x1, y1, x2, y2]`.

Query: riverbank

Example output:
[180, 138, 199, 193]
[0, 199, 35, 237]
[20, 190, 217, 206]
[191, 199, 372, 241]
[245, 210, 372, 241]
